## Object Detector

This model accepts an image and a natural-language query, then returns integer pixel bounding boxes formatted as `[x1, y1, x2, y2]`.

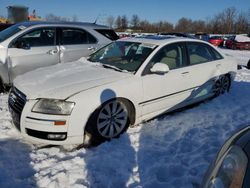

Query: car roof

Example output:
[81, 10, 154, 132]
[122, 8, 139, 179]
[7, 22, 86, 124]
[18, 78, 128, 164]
[14, 21, 110, 29]
[118, 35, 205, 46]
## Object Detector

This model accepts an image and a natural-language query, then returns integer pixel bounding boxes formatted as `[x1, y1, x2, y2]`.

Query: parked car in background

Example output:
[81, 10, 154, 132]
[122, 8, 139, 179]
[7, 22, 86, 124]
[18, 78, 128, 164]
[0, 21, 118, 92]
[209, 36, 224, 47]
[0, 23, 13, 31]
[158, 32, 195, 39]
[195, 32, 209, 41]
[202, 126, 250, 188]
[225, 35, 250, 50]
[9, 36, 237, 146]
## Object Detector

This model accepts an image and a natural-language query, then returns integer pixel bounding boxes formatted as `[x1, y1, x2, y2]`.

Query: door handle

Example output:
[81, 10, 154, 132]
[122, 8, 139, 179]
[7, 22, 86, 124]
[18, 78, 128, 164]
[47, 49, 58, 55]
[216, 64, 221, 68]
[181, 71, 189, 75]
[88, 46, 96, 51]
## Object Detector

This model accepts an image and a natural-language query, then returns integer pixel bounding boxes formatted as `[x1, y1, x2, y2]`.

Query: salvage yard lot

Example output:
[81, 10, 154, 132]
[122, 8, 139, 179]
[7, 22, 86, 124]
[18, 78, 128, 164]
[0, 48, 250, 188]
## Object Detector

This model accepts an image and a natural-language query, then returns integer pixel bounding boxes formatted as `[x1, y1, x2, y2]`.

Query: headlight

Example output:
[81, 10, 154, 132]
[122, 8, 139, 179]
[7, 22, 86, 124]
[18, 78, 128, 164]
[32, 99, 75, 115]
[207, 146, 248, 188]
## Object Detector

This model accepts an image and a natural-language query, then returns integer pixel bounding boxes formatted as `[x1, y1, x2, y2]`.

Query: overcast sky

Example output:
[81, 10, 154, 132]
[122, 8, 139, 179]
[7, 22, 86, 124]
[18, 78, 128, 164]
[0, 0, 249, 24]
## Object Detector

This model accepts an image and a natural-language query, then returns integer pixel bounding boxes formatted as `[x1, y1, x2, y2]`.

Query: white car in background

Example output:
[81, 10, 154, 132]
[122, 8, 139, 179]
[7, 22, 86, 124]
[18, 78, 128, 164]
[9, 36, 237, 146]
[0, 21, 118, 91]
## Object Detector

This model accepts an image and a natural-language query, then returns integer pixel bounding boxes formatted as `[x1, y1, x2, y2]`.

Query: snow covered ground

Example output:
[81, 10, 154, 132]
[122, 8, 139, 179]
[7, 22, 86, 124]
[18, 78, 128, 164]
[220, 48, 250, 67]
[1, 49, 250, 188]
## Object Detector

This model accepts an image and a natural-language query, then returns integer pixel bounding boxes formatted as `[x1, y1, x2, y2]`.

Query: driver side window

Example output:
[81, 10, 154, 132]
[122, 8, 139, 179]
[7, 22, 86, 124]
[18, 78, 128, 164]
[143, 43, 187, 75]
[12, 28, 56, 48]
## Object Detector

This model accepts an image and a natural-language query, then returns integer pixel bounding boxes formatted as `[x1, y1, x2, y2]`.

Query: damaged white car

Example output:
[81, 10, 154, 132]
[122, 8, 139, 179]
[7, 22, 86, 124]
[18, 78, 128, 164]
[8, 36, 237, 145]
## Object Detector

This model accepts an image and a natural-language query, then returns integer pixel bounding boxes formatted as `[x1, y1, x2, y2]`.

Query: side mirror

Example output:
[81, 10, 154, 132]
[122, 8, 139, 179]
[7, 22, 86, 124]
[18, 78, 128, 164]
[150, 63, 170, 74]
[14, 40, 30, 50]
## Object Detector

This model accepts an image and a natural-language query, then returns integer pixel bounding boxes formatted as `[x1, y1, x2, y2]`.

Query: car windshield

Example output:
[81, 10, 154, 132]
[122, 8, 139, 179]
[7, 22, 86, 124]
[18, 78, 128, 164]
[89, 41, 157, 73]
[0, 24, 27, 43]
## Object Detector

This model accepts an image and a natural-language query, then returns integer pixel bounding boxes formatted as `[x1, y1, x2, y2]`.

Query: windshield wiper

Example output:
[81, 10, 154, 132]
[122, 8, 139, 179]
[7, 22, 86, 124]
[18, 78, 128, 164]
[102, 64, 123, 72]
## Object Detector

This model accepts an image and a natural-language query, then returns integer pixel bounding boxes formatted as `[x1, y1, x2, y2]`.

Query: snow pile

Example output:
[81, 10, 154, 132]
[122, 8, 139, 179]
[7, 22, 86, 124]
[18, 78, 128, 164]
[235, 35, 250, 42]
[220, 48, 250, 67]
[1, 51, 250, 187]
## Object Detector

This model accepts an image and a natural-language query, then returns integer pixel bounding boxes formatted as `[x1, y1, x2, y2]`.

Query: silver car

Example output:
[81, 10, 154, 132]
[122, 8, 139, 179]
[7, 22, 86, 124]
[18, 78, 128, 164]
[0, 21, 118, 91]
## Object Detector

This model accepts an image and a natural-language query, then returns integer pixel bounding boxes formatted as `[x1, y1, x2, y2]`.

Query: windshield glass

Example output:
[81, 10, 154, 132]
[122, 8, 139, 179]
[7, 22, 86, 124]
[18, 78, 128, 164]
[89, 41, 157, 72]
[0, 24, 26, 43]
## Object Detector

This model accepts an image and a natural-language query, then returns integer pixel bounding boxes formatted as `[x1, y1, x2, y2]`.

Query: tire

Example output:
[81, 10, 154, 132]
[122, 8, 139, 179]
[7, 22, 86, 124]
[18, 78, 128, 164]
[247, 60, 250, 69]
[0, 79, 4, 93]
[84, 99, 130, 146]
[212, 75, 231, 97]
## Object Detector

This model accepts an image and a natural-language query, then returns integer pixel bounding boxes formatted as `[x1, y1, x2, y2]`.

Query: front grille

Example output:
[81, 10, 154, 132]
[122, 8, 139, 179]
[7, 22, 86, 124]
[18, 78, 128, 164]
[8, 87, 27, 131]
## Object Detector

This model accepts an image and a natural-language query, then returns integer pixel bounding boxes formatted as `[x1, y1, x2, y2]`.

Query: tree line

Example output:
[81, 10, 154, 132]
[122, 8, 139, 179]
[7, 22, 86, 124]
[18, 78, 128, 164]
[3, 6, 246, 34]
[107, 7, 250, 34]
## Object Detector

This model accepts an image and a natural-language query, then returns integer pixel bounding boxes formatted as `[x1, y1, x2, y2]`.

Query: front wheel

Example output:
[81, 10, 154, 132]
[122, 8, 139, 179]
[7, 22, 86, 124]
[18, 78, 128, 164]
[212, 75, 231, 97]
[84, 99, 130, 146]
[0, 80, 4, 93]
[247, 60, 250, 69]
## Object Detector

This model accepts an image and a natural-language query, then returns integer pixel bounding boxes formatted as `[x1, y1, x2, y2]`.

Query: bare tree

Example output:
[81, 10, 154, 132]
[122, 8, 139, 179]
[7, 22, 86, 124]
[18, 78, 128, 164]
[155, 21, 173, 32]
[192, 20, 206, 33]
[113, 7, 249, 34]
[115, 15, 122, 29]
[235, 12, 249, 33]
[131, 14, 140, 29]
[223, 7, 237, 33]
[106, 16, 115, 28]
[121, 15, 128, 29]
[175, 17, 193, 33]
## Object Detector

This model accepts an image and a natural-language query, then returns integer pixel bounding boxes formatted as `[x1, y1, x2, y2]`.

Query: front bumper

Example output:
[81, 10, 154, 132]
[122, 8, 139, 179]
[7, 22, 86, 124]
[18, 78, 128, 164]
[8, 88, 83, 145]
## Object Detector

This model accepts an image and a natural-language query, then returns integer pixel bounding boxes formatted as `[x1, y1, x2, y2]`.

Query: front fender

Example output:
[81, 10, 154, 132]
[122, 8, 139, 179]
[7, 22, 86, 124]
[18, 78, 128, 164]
[67, 77, 142, 137]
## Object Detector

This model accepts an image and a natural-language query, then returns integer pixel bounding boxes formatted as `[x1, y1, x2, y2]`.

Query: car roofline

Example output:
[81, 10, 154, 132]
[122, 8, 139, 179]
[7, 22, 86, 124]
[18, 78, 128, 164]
[117, 36, 209, 46]
[13, 21, 110, 29]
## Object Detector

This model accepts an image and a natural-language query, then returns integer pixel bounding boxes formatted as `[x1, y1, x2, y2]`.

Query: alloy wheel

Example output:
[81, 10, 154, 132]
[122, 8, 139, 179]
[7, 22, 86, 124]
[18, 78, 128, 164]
[213, 76, 230, 96]
[97, 100, 128, 138]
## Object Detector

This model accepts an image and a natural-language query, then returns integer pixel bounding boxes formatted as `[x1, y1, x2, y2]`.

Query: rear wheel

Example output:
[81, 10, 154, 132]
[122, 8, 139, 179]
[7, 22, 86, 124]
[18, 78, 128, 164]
[212, 75, 231, 97]
[84, 99, 130, 146]
[247, 60, 250, 69]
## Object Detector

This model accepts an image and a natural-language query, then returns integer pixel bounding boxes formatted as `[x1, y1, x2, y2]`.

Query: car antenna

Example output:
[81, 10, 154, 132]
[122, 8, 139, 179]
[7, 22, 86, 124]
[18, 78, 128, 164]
[93, 14, 100, 24]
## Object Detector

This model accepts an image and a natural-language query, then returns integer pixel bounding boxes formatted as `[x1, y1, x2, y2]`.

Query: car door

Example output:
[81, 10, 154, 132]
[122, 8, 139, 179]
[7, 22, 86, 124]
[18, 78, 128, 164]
[7, 27, 59, 81]
[59, 27, 99, 63]
[182, 42, 225, 101]
[140, 42, 193, 117]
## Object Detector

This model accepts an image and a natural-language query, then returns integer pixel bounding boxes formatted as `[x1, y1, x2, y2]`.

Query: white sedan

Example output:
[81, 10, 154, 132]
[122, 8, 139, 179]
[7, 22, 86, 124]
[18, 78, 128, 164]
[9, 36, 237, 145]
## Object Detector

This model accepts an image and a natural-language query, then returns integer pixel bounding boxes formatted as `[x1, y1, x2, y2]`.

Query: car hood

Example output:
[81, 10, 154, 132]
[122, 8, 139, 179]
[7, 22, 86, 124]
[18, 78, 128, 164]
[14, 58, 132, 100]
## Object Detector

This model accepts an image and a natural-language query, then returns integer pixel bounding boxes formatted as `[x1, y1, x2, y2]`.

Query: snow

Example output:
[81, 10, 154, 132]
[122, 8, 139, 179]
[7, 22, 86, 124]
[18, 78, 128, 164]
[1, 50, 250, 187]
[235, 35, 250, 42]
[220, 48, 250, 67]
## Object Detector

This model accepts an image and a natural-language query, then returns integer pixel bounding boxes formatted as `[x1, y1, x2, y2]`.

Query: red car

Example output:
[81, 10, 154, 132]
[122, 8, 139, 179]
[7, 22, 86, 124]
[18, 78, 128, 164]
[226, 35, 250, 50]
[209, 36, 224, 46]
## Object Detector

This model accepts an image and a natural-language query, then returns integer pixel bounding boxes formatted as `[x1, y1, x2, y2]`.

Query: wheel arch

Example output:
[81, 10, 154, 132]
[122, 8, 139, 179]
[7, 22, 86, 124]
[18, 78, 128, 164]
[82, 97, 136, 146]
[87, 97, 136, 127]
[225, 71, 235, 84]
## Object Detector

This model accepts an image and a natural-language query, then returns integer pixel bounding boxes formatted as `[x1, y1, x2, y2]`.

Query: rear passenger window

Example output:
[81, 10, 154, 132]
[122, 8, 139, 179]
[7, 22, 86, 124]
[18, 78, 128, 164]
[187, 43, 215, 65]
[95, 29, 119, 41]
[61, 28, 97, 45]
[209, 46, 223, 60]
